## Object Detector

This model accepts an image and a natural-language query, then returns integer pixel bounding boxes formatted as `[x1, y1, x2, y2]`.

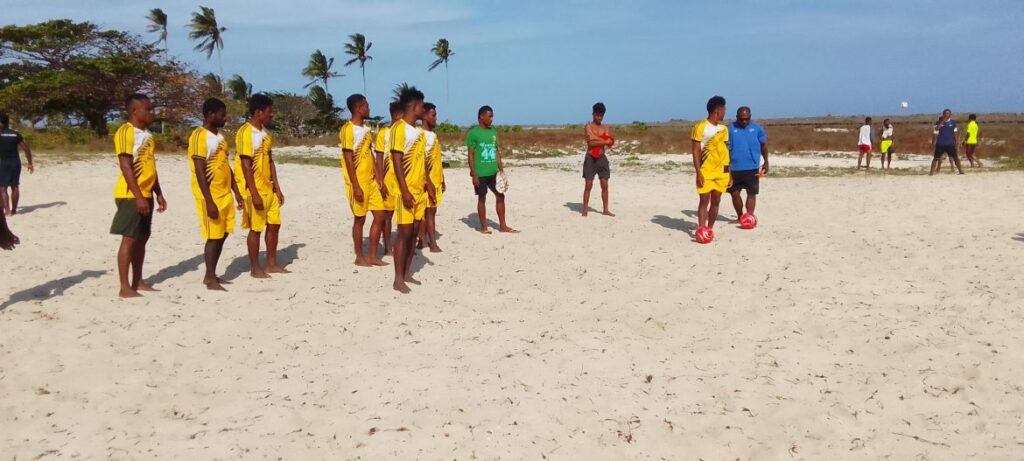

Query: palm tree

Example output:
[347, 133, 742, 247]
[428, 38, 454, 103]
[391, 83, 418, 103]
[343, 33, 373, 95]
[188, 6, 227, 88]
[145, 8, 168, 56]
[226, 74, 252, 101]
[302, 50, 341, 94]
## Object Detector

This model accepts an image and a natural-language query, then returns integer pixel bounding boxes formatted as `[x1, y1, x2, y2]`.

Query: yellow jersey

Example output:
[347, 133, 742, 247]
[188, 126, 233, 199]
[424, 130, 444, 186]
[966, 120, 979, 145]
[691, 119, 730, 178]
[385, 119, 427, 195]
[339, 121, 374, 186]
[113, 122, 157, 199]
[233, 122, 274, 195]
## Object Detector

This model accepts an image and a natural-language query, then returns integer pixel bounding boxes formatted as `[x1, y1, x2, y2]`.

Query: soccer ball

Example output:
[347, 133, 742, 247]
[740, 212, 758, 229]
[695, 226, 715, 244]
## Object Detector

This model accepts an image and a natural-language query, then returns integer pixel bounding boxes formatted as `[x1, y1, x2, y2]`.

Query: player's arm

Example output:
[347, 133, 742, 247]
[19, 138, 33, 173]
[760, 143, 770, 175]
[496, 140, 505, 173]
[152, 175, 167, 213]
[931, 125, 938, 145]
[240, 156, 263, 210]
[585, 124, 612, 148]
[391, 149, 414, 209]
[954, 126, 960, 146]
[117, 154, 150, 216]
[373, 149, 389, 198]
[467, 145, 479, 186]
[691, 139, 704, 188]
[341, 147, 364, 202]
[229, 168, 243, 209]
[424, 152, 437, 205]
[268, 149, 284, 205]
[192, 157, 218, 219]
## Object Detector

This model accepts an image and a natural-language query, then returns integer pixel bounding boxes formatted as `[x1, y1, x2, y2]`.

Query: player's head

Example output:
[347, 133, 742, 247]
[865, 116, 872, 124]
[423, 102, 438, 128]
[346, 94, 368, 118]
[706, 96, 726, 120]
[592, 102, 606, 124]
[736, 106, 751, 128]
[0, 113, 9, 129]
[398, 87, 425, 120]
[202, 97, 228, 129]
[478, 105, 494, 128]
[248, 93, 274, 124]
[968, 113, 976, 121]
[388, 100, 403, 122]
[124, 93, 154, 126]
[883, 118, 891, 127]
[942, 108, 952, 119]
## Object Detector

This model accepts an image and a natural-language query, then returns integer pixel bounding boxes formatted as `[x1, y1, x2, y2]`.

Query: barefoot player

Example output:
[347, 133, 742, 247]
[691, 96, 730, 239]
[111, 93, 167, 297]
[340, 94, 388, 266]
[582, 102, 614, 217]
[466, 106, 517, 234]
[879, 119, 894, 169]
[419, 102, 445, 253]
[963, 114, 982, 167]
[0, 113, 34, 216]
[371, 101, 402, 257]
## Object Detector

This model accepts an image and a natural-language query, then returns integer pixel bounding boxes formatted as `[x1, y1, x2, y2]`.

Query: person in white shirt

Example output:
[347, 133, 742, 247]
[856, 117, 874, 169]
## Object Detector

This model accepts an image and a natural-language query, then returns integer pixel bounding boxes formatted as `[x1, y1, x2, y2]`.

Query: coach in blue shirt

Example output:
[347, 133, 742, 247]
[727, 106, 768, 219]
[929, 108, 963, 175]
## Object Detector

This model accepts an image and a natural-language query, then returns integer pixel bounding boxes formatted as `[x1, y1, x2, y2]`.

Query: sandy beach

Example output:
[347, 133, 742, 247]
[2, 154, 1022, 459]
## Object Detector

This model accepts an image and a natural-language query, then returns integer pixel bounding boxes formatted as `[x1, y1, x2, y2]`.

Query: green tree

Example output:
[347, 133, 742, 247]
[302, 49, 340, 94]
[188, 6, 226, 88]
[343, 33, 372, 95]
[145, 8, 168, 56]
[428, 38, 454, 103]
[267, 91, 317, 136]
[225, 74, 252, 101]
[306, 85, 342, 134]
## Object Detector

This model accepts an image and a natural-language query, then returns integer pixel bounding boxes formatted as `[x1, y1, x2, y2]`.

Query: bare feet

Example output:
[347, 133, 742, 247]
[367, 257, 389, 267]
[480, 228, 492, 235]
[266, 266, 291, 274]
[602, 210, 615, 217]
[118, 287, 142, 298]
[405, 276, 421, 285]
[393, 281, 411, 294]
[416, 240, 426, 250]
[582, 209, 588, 217]
[499, 226, 519, 233]
[354, 257, 373, 267]
[250, 269, 271, 279]
[429, 244, 442, 253]
[217, 277, 232, 284]
[205, 280, 227, 291]
[136, 281, 158, 292]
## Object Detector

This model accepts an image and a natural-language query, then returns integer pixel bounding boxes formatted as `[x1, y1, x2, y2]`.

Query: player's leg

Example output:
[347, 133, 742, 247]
[383, 216, 393, 255]
[131, 233, 156, 292]
[857, 150, 864, 169]
[708, 190, 722, 229]
[425, 207, 441, 253]
[0, 186, 9, 216]
[265, 224, 290, 273]
[730, 190, 743, 218]
[352, 215, 370, 266]
[951, 152, 964, 175]
[10, 186, 18, 214]
[600, 178, 612, 216]
[392, 223, 413, 293]
[477, 184, 490, 233]
[204, 238, 227, 290]
[697, 193, 710, 228]
[495, 192, 516, 233]
[367, 210, 388, 266]
[117, 236, 140, 297]
[247, 230, 268, 278]
[582, 179, 593, 217]
[404, 220, 421, 285]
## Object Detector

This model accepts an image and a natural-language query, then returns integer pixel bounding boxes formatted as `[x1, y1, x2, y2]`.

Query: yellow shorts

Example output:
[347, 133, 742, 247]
[194, 194, 236, 240]
[242, 191, 281, 233]
[697, 174, 729, 195]
[346, 180, 384, 218]
[880, 140, 893, 154]
[393, 191, 427, 225]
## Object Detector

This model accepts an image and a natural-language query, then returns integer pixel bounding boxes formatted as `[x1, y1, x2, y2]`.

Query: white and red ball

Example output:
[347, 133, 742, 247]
[695, 226, 715, 244]
[740, 212, 758, 230]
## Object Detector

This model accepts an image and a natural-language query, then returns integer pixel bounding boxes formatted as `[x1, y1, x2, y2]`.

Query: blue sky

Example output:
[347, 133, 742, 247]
[5, 0, 1023, 124]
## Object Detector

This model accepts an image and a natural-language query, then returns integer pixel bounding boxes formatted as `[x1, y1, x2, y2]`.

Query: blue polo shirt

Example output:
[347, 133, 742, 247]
[727, 121, 767, 171]
[935, 119, 958, 146]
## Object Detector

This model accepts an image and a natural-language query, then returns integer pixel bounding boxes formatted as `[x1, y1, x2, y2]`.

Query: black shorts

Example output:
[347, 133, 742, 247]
[474, 174, 499, 196]
[110, 198, 154, 238]
[582, 154, 610, 180]
[0, 158, 21, 187]
[727, 169, 759, 195]
[965, 144, 977, 156]
[934, 145, 958, 160]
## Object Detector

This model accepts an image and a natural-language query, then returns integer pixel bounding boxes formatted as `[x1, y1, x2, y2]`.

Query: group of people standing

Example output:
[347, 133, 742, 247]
[857, 109, 984, 173]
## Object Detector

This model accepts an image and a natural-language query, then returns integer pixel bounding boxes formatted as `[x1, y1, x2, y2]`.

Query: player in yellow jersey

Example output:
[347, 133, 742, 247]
[963, 113, 982, 167]
[690, 96, 730, 239]
[234, 94, 289, 278]
[388, 87, 436, 293]
[110, 93, 167, 298]
[340, 94, 388, 267]
[188, 98, 244, 291]
[418, 102, 445, 253]
[370, 101, 403, 257]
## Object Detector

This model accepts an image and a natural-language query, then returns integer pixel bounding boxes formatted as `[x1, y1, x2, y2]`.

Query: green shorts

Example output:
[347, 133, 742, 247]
[110, 198, 154, 238]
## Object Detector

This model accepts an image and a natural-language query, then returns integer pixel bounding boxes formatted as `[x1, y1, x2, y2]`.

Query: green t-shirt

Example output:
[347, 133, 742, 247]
[465, 126, 499, 177]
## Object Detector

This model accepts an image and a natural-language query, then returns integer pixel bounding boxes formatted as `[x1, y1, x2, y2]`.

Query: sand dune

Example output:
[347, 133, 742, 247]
[2, 156, 1022, 459]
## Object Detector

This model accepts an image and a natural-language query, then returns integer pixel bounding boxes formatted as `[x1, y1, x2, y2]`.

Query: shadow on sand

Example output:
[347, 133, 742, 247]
[1, 269, 107, 311]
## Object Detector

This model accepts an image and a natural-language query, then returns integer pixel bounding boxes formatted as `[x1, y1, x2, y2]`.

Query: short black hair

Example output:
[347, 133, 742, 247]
[969, 113, 977, 120]
[202, 98, 227, 116]
[124, 93, 150, 111]
[398, 88, 425, 110]
[736, 106, 751, 116]
[883, 118, 891, 124]
[943, 108, 952, 114]
[346, 93, 366, 112]
[389, 101, 403, 117]
[248, 93, 273, 116]
[478, 105, 493, 118]
[592, 102, 606, 115]
[865, 117, 872, 123]
[706, 96, 726, 114]
[423, 102, 436, 113]
[0, 113, 8, 128]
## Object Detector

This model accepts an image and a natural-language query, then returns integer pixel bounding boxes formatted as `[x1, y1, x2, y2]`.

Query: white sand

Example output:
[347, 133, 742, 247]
[2, 156, 1022, 459]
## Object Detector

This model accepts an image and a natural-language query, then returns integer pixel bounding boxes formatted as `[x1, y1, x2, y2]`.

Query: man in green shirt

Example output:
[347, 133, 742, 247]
[465, 106, 517, 234]
[963, 114, 982, 168]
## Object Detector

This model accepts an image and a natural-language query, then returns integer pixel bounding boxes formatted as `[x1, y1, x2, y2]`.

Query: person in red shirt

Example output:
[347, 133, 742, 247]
[582, 102, 614, 217]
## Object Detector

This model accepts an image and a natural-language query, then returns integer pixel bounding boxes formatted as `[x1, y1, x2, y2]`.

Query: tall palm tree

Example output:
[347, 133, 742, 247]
[391, 83, 418, 103]
[145, 8, 168, 56]
[428, 38, 454, 103]
[302, 50, 341, 94]
[343, 33, 373, 95]
[226, 74, 252, 101]
[188, 6, 227, 88]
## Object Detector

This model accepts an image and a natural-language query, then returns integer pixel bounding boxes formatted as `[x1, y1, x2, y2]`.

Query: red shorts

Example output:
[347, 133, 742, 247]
[858, 144, 872, 153]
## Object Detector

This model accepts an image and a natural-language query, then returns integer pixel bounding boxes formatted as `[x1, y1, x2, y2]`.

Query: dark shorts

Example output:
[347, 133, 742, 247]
[582, 154, 611, 180]
[965, 144, 977, 157]
[934, 145, 958, 160]
[110, 198, 154, 238]
[728, 169, 759, 195]
[474, 174, 500, 196]
[0, 158, 21, 187]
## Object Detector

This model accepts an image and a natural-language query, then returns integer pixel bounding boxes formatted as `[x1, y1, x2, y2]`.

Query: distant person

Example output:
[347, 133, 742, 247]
[0, 213, 18, 250]
[234, 93, 290, 277]
[582, 102, 614, 217]
[727, 106, 768, 220]
[0, 113, 34, 216]
[691, 95, 730, 239]
[879, 118, 894, 169]
[187, 98, 243, 291]
[419, 102, 445, 253]
[111, 93, 167, 298]
[371, 101, 403, 257]
[466, 106, 517, 234]
[963, 113, 982, 167]
[930, 109, 963, 175]
[340, 93, 387, 267]
[857, 117, 873, 169]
